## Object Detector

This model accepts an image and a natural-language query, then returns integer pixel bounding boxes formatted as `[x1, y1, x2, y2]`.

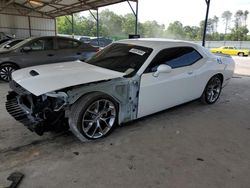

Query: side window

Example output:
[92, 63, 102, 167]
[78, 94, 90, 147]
[57, 38, 80, 49]
[28, 38, 53, 51]
[145, 47, 202, 73]
[90, 39, 98, 47]
[223, 47, 228, 49]
[73, 40, 81, 48]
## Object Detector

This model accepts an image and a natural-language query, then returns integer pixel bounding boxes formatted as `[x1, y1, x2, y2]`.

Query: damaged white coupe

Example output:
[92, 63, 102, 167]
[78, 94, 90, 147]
[6, 39, 235, 141]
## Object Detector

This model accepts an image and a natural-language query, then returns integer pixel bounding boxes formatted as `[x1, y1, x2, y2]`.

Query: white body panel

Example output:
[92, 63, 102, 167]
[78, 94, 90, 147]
[137, 58, 230, 118]
[11, 39, 235, 121]
[12, 60, 124, 96]
[131, 39, 235, 118]
[138, 62, 200, 118]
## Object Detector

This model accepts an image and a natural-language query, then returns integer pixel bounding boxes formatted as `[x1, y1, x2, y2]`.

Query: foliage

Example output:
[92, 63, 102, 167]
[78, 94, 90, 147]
[222, 10, 233, 35]
[56, 9, 250, 41]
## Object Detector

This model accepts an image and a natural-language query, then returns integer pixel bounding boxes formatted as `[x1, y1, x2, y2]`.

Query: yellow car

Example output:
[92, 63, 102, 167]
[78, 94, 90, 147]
[210, 46, 249, 56]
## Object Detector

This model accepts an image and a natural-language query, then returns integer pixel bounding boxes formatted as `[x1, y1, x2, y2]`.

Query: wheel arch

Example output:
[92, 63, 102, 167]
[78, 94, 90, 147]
[216, 73, 224, 85]
[71, 91, 121, 107]
[68, 90, 122, 141]
[69, 90, 122, 121]
[200, 73, 224, 98]
[237, 52, 245, 56]
[200, 73, 223, 104]
[0, 61, 20, 69]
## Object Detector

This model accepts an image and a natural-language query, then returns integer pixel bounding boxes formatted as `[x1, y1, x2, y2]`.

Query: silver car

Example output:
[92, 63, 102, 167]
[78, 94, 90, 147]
[0, 36, 98, 81]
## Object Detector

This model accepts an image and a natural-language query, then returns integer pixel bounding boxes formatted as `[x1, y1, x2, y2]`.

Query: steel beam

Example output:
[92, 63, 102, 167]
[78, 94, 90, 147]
[28, 16, 31, 37]
[89, 9, 100, 46]
[127, 0, 138, 35]
[202, 0, 210, 47]
[72, 14, 74, 37]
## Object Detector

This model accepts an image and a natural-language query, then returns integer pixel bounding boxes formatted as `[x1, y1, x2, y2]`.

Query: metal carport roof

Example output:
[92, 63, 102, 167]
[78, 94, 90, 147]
[0, 0, 137, 18]
[1, 0, 210, 46]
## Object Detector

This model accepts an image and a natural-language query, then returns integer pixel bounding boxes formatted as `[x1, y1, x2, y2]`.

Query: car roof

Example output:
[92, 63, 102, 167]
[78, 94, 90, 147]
[29, 36, 79, 41]
[116, 38, 215, 58]
[116, 38, 201, 49]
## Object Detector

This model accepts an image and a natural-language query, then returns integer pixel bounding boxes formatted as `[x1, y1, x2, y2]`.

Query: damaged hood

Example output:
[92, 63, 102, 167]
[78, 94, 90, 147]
[12, 60, 124, 96]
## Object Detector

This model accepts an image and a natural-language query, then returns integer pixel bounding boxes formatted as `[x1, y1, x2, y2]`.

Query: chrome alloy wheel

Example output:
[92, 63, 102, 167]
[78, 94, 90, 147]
[206, 77, 222, 103]
[0, 65, 16, 81]
[82, 99, 116, 139]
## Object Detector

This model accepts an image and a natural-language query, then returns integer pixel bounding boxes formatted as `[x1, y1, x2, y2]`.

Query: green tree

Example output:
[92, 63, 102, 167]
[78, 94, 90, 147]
[243, 10, 249, 26]
[230, 10, 249, 41]
[166, 21, 185, 39]
[222, 11, 232, 36]
[142, 21, 165, 37]
[213, 16, 219, 33]
[235, 10, 244, 28]
[75, 15, 97, 36]
[122, 13, 136, 35]
[183, 26, 200, 40]
[99, 9, 124, 37]
[56, 16, 74, 35]
[56, 9, 250, 42]
[230, 26, 249, 41]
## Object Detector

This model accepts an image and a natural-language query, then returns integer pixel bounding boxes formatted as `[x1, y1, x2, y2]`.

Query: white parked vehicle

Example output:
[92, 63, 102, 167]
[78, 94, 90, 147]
[6, 39, 235, 141]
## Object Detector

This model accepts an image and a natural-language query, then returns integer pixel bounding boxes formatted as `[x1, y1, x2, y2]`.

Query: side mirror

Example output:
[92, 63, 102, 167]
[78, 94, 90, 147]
[153, 64, 172, 77]
[22, 46, 31, 52]
[4, 45, 11, 49]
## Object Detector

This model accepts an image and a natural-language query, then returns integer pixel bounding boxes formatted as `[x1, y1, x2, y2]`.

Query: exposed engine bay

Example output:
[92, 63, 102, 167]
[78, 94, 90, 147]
[6, 81, 68, 135]
[6, 78, 139, 137]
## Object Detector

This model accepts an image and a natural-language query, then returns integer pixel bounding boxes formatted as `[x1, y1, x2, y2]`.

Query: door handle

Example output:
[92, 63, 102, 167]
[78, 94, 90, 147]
[47, 54, 54, 57]
[76, 52, 81, 55]
[187, 71, 193, 75]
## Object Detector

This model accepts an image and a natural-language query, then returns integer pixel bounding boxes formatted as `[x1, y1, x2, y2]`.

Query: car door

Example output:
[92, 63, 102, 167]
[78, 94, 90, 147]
[137, 47, 203, 118]
[221, 47, 231, 55]
[54, 37, 83, 62]
[18, 37, 56, 67]
[228, 47, 238, 55]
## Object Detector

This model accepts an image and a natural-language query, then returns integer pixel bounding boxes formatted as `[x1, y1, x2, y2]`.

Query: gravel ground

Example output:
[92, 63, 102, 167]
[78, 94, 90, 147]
[0, 57, 250, 188]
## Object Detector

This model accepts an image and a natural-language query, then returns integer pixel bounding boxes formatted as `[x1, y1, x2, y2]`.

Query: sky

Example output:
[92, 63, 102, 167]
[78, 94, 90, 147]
[86, 0, 250, 33]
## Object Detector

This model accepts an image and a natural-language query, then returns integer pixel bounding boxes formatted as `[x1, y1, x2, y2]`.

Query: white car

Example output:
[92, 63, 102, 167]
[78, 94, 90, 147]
[6, 39, 235, 141]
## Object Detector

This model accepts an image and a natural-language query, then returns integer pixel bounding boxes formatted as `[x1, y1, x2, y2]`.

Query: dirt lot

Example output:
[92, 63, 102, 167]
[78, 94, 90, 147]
[0, 57, 250, 188]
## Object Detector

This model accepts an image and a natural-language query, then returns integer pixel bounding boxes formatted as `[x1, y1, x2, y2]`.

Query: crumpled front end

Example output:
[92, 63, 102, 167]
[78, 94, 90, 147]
[6, 81, 68, 135]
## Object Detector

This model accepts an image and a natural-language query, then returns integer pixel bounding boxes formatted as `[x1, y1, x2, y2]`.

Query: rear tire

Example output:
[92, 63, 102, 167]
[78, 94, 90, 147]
[0, 63, 18, 82]
[201, 75, 222, 104]
[238, 52, 244, 57]
[69, 92, 118, 140]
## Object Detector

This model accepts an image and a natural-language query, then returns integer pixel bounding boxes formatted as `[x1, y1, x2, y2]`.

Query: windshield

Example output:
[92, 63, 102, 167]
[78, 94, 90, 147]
[86, 43, 153, 76]
[10, 37, 34, 50]
[0, 41, 9, 48]
[0, 40, 23, 49]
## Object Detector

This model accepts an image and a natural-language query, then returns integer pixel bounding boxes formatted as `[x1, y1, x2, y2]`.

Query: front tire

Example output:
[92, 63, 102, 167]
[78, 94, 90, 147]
[0, 63, 18, 82]
[201, 76, 222, 104]
[69, 92, 118, 140]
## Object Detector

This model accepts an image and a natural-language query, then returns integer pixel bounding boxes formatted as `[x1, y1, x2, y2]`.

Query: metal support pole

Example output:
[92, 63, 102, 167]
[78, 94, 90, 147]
[54, 18, 57, 36]
[89, 9, 100, 46]
[28, 16, 31, 37]
[202, 0, 210, 47]
[72, 14, 74, 38]
[97, 9, 100, 46]
[127, 0, 139, 35]
[135, 0, 138, 35]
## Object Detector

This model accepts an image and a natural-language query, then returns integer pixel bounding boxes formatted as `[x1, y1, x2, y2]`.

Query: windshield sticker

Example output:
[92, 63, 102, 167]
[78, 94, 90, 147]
[129, 48, 146, 56]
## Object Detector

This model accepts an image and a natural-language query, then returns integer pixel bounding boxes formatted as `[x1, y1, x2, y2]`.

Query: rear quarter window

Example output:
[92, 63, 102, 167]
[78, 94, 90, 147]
[145, 47, 202, 72]
[57, 38, 81, 49]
